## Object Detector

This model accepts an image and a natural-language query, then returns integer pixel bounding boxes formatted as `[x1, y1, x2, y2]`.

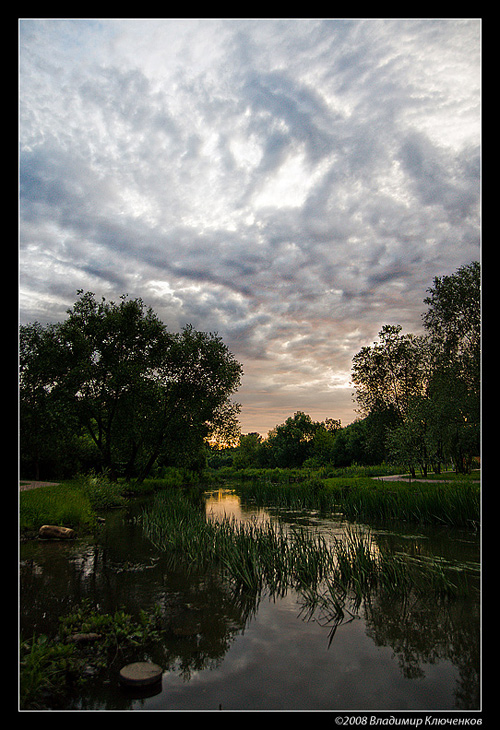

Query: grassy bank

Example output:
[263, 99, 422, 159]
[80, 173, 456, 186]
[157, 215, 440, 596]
[20, 482, 98, 533]
[323, 477, 480, 528]
[20, 465, 481, 533]
[231, 473, 480, 529]
[19, 468, 202, 534]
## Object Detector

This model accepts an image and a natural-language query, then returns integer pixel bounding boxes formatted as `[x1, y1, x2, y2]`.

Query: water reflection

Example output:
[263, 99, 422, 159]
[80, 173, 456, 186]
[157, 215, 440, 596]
[19, 489, 480, 710]
[205, 487, 270, 525]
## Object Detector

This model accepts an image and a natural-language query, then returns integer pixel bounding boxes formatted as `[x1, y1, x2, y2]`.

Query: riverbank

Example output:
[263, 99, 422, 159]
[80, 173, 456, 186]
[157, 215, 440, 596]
[20, 487, 481, 710]
[19, 467, 481, 534]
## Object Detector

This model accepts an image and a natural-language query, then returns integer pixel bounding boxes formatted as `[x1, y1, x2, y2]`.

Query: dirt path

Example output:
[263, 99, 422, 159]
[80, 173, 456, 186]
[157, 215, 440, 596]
[20, 481, 60, 492]
[375, 474, 480, 483]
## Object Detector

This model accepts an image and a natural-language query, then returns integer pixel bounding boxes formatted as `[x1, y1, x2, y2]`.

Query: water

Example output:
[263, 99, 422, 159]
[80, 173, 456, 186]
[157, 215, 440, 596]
[19, 489, 480, 711]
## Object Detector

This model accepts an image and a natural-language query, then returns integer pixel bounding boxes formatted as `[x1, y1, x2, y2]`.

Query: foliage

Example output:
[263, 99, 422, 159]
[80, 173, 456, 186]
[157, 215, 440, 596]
[20, 262, 479, 479]
[77, 471, 128, 509]
[20, 291, 243, 483]
[230, 413, 342, 470]
[20, 634, 77, 710]
[352, 324, 432, 421]
[265, 411, 319, 467]
[352, 262, 480, 474]
[423, 260, 480, 389]
[20, 602, 165, 709]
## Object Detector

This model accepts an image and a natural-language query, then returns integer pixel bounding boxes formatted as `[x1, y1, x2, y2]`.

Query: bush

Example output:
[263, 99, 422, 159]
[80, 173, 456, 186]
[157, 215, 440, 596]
[77, 472, 127, 509]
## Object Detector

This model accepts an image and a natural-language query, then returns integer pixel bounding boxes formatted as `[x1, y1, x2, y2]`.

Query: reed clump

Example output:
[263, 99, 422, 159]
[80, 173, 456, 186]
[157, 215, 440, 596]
[327, 479, 480, 528]
[141, 490, 477, 601]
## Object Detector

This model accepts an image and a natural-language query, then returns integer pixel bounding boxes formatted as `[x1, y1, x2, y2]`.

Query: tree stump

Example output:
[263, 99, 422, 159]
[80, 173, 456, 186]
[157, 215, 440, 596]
[119, 662, 163, 687]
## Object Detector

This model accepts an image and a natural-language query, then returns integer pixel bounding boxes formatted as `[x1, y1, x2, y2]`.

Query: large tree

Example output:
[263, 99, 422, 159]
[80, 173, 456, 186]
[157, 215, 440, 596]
[422, 261, 480, 390]
[422, 262, 480, 472]
[20, 291, 243, 481]
[351, 324, 432, 422]
[351, 262, 480, 473]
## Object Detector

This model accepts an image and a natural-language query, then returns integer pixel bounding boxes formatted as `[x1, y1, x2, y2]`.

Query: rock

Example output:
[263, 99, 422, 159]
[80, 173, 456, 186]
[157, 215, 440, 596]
[39, 525, 77, 540]
[69, 633, 102, 644]
[119, 662, 163, 687]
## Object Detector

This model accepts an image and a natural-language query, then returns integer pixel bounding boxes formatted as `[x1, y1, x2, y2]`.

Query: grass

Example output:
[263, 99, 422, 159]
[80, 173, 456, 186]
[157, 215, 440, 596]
[323, 478, 480, 528]
[232, 475, 480, 529]
[141, 490, 478, 600]
[20, 482, 98, 533]
[19, 468, 202, 534]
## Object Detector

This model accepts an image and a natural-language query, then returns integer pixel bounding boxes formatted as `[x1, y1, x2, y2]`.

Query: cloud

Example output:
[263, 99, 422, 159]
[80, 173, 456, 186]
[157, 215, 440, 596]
[19, 18, 480, 434]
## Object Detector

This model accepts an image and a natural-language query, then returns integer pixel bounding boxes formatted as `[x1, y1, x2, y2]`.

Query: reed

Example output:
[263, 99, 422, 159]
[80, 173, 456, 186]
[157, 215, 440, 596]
[236, 476, 480, 528]
[141, 490, 477, 604]
[330, 480, 480, 528]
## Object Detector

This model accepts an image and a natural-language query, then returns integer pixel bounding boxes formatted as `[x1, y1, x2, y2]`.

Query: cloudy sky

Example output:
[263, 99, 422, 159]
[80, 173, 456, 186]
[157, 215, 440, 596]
[19, 18, 481, 436]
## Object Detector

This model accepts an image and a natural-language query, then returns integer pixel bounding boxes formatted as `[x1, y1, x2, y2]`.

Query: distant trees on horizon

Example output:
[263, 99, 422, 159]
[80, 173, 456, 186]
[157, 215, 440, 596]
[19, 261, 480, 479]
[214, 261, 480, 475]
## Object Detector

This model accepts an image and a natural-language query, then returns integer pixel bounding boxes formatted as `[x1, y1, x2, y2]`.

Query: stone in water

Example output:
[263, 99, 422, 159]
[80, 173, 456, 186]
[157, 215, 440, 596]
[119, 662, 163, 687]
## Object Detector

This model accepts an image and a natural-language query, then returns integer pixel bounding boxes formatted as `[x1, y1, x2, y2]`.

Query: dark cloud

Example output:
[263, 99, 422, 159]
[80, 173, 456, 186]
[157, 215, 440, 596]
[19, 18, 480, 434]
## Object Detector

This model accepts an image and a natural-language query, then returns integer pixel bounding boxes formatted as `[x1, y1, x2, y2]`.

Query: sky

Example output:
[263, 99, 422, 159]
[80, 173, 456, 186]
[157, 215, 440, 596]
[19, 18, 481, 436]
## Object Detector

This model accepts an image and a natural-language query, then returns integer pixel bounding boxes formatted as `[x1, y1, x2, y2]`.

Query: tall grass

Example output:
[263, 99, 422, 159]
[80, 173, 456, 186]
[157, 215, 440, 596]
[141, 490, 477, 600]
[324, 479, 480, 528]
[234, 477, 480, 529]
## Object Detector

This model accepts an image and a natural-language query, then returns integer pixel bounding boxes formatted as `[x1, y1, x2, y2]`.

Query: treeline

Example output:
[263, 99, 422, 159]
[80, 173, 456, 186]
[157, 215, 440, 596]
[207, 411, 390, 471]
[210, 261, 480, 476]
[19, 262, 480, 481]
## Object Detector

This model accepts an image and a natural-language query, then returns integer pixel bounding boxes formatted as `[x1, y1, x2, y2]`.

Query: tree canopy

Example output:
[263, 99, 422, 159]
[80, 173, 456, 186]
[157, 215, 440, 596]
[351, 261, 480, 474]
[20, 291, 243, 481]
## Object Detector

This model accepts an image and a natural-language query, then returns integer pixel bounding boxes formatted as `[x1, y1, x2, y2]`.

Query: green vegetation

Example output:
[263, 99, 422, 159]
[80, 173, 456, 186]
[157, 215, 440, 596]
[18, 264, 480, 710]
[141, 489, 478, 597]
[20, 290, 242, 482]
[19, 263, 479, 490]
[20, 601, 165, 709]
[322, 477, 479, 529]
[210, 469, 479, 529]
[208, 262, 480, 477]
[20, 482, 97, 533]
[19, 468, 204, 534]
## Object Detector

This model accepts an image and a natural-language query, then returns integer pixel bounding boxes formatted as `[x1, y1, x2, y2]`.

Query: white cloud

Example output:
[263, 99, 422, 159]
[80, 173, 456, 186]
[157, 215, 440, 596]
[19, 18, 480, 434]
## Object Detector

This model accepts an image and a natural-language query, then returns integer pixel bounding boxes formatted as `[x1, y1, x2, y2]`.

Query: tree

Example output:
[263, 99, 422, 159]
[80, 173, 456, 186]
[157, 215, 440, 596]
[233, 432, 264, 469]
[422, 262, 480, 472]
[352, 325, 432, 423]
[348, 261, 480, 471]
[386, 396, 435, 477]
[423, 261, 480, 391]
[305, 418, 341, 467]
[19, 321, 84, 478]
[19, 291, 243, 482]
[265, 412, 315, 468]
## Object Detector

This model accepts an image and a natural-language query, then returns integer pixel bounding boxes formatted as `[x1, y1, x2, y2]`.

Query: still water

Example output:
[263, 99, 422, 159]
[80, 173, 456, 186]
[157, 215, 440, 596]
[19, 489, 480, 711]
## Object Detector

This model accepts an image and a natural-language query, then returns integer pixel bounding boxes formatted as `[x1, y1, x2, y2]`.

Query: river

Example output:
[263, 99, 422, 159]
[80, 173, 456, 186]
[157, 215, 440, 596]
[19, 488, 480, 711]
